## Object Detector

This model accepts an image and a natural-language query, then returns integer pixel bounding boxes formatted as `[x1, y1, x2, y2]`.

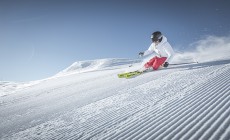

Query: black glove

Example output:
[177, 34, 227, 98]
[139, 52, 144, 57]
[163, 62, 169, 67]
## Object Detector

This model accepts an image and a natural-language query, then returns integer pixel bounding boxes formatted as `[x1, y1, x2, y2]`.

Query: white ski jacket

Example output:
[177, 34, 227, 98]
[143, 35, 175, 62]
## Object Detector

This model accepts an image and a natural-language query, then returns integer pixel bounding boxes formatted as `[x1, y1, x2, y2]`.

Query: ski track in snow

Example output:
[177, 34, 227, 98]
[0, 59, 230, 140]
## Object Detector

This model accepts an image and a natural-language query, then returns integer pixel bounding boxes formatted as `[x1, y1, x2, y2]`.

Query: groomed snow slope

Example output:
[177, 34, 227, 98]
[0, 58, 229, 140]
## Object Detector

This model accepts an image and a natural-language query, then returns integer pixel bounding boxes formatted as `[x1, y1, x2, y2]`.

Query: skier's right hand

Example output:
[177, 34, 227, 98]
[139, 52, 144, 57]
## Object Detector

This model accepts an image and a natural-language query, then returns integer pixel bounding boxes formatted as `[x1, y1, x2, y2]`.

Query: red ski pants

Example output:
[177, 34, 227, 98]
[144, 56, 167, 70]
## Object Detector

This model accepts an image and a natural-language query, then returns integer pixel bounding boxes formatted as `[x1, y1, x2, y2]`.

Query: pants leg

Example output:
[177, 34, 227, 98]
[144, 56, 167, 70]
[144, 56, 157, 68]
[152, 57, 167, 70]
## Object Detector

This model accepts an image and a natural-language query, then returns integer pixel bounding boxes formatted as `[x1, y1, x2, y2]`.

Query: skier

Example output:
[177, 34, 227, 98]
[138, 31, 175, 72]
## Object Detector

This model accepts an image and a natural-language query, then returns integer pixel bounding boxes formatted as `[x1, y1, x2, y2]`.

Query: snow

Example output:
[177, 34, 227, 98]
[0, 36, 230, 139]
[57, 58, 141, 76]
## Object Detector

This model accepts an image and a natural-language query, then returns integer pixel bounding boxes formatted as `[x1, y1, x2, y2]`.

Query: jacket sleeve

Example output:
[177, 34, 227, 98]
[143, 44, 154, 56]
[164, 43, 175, 62]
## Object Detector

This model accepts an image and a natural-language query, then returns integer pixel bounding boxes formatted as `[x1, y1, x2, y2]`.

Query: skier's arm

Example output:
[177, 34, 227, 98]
[164, 45, 175, 62]
[143, 49, 153, 56]
[143, 43, 154, 56]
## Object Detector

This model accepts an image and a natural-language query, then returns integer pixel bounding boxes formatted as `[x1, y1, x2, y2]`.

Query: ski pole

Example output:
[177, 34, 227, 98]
[170, 61, 198, 65]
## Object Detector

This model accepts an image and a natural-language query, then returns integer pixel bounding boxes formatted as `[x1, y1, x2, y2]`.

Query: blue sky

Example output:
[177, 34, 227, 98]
[0, 0, 230, 82]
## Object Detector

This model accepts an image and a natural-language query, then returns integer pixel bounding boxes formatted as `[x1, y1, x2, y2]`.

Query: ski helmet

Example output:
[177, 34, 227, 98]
[151, 31, 163, 42]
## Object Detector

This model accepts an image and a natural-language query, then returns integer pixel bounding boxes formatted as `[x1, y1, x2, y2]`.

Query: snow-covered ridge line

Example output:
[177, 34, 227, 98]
[0, 81, 41, 97]
[57, 58, 141, 75]
[0, 58, 141, 97]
